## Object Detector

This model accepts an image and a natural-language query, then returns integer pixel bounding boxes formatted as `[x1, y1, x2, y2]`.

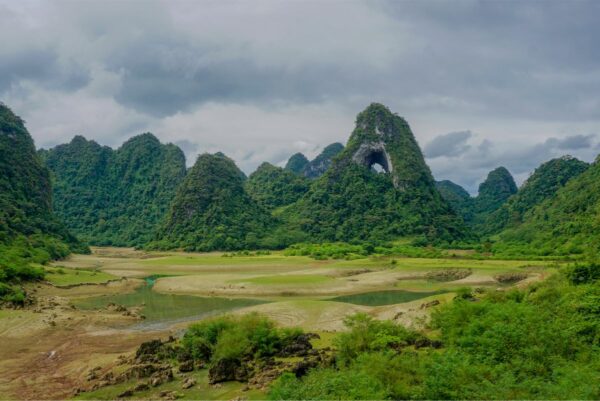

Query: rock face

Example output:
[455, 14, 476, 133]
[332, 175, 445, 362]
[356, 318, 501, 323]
[303, 143, 344, 179]
[0, 103, 83, 253]
[150, 153, 274, 251]
[41, 133, 186, 246]
[285, 103, 467, 243]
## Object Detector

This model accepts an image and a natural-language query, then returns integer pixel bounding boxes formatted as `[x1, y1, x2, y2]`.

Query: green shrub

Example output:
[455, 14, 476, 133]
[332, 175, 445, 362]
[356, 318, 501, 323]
[182, 313, 304, 365]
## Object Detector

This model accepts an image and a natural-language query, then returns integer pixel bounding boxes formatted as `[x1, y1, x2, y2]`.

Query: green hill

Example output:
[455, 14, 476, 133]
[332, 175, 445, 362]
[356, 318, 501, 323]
[149, 153, 274, 251]
[496, 156, 600, 256]
[284, 153, 309, 174]
[284, 103, 466, 243]
[484, 156, 589, 235]
[436, 180, 474, 223]
[42, 133, 186, 246]
[302, 143, 344, 178]
[246, 162, 309, 210]
[1, 103, 85, 302]
[471, 167, 517, 231]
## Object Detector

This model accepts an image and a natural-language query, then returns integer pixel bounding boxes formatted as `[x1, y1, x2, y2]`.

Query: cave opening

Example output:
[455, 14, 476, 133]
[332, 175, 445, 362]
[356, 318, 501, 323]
[366, 150, 390, 173]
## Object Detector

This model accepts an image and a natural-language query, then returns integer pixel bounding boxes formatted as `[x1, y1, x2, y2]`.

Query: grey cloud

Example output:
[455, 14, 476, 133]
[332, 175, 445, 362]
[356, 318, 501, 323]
[424, 131, 472, 158]
[546, 134, 596, 150]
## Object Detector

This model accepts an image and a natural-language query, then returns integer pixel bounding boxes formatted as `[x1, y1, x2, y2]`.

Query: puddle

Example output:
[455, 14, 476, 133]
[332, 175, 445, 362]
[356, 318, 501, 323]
[329, 289, 446, 306]
[73, 275, 266, 330]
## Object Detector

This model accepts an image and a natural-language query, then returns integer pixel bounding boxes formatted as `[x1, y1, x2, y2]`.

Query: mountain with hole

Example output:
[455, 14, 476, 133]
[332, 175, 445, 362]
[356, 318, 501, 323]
[284, 103, 467, 243]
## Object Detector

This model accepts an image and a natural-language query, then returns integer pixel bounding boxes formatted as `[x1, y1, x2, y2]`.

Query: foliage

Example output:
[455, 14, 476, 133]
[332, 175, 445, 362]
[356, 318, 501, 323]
[245, 162, 309, 210]
[302, 142, 344, 179]
[436, 180, 475, 223]
[182, 313, 304, 364]
[472, 166, 517, 229]
[0, 103, 85, 303]
[565, 263, 600, 285]
[284, 241, 443, 260]
[284, 152, 309, 174]
[282, 104, 468, 245]
[483, 156, 588, 235]
[334, 313, 422, 366]
[270, 271, 600, 400]
[41, 133, 187, 247]
[148, 153, 275, 251]
[495, 157, 600, 256]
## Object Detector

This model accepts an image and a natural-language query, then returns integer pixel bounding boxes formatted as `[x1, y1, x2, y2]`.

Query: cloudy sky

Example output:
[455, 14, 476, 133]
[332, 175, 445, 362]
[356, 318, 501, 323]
[2, 0, 599, 193]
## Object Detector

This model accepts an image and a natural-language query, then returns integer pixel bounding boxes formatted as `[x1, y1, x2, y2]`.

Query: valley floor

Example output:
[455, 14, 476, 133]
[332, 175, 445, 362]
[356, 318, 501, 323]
[0, 247, 558, 400]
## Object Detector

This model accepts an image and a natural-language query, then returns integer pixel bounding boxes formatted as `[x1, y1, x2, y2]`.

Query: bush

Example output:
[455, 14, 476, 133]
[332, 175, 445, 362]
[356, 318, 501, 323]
[182, 314, 304, 365]
[565, 263, 600, 285]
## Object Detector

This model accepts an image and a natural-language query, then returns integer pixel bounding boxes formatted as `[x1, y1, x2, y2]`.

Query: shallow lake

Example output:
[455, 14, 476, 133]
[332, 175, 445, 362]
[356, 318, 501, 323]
[73, 276, 266, 330]
[330, 289, 447, 306]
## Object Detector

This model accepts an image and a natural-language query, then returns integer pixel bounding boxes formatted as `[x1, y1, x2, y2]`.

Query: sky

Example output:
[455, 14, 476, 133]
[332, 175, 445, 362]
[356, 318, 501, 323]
[2, 0, 599, 194]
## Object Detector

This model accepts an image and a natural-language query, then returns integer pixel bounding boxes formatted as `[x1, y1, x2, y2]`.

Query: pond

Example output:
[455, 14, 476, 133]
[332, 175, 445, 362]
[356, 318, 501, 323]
[73, 275, 267, 330]
[329, 289, 447, 306]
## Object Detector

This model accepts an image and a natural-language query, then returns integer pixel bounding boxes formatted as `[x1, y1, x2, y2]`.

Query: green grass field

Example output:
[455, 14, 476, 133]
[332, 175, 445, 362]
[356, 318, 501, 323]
[44, 266, 118, 286]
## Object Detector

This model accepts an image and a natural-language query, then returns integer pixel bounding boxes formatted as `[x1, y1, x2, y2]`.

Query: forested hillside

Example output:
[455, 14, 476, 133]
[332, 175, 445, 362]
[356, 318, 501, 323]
[284, 103, 467, 244]
[42, 133, 186, 246]
[149, 153, 275, 251]
[0, 104, 85, 303]
[246, 162, 310, 210]
[284, 153, 309, 174]
[285, 143, 344, 179]
[496, 156, 600, 256]
[484, 156, 588, 236]
[436, 180, 474, 223]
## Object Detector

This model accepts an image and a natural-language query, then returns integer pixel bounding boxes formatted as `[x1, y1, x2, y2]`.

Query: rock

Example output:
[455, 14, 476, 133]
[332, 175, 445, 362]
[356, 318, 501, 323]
[420, 300, 440, 309]
[133, 382, 149, 391]
[117, 389, 133, 398]
[279, 334, 314, 357]
[86, 366, 102, 381]
[208, 358, 248, 384]
[159, 390, 179, 400]
[291, 360, 318, 377]
[150, 367, 173, 387]
[178, 359, 194, 372]
[135, 339, 175, 362]
[182, 377, 196, 389]
[127, 363, 163, 379]
[136, 339, 163, 358]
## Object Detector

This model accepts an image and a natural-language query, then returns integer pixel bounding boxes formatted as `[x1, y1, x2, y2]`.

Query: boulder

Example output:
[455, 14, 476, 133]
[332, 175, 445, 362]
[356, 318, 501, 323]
[208, 358, 248, 384]
[178, 360, 194, 373]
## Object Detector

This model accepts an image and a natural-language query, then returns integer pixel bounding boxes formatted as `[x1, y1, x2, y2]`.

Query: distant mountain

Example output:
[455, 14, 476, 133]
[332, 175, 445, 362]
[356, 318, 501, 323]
[436, 180, 474, 223]
[484, 156, 589, 235]
[284, 103, 466, 243]
[285, 143, 344, 179]
[42, 133, 186, 246]
[471, 167, 517, 230]
[0, 103, 84, 265]
[284, 153, 309, 174]
[150, 153, 274, 251]
[246, 162, 309, 210]
[303, 143, 344, 179]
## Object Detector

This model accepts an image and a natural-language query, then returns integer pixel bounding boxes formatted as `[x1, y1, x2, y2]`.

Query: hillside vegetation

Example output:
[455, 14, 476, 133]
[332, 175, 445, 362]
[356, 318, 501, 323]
[496, 157, 600, 256]
[0, 104, 85, 303]
[284, 103, 467, 244]
[149, 153, 275, 251]
[245, 162, 310, 210]
[270, 265, 600, 400]
[42, 133, 186, 246]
